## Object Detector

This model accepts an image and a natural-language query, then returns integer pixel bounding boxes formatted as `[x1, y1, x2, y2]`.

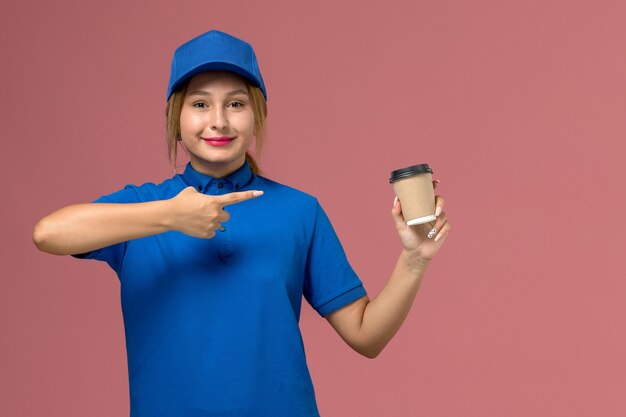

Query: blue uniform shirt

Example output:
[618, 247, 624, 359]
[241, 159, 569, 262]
[71, 159, 368, 417]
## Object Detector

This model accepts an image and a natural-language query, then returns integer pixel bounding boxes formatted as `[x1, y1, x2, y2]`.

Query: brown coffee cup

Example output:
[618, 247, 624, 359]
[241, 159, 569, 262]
[389, 164, 436, 226]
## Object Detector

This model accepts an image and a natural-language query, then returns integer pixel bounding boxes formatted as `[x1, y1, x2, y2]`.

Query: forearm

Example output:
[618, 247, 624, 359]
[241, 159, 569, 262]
[360, 250, 430, 358]
[33, 200, 173, 255]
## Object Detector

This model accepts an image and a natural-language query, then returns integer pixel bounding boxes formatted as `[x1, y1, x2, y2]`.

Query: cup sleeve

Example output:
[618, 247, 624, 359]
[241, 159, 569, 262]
[70, 184, 142, 274]
[303, 199, 367, 318]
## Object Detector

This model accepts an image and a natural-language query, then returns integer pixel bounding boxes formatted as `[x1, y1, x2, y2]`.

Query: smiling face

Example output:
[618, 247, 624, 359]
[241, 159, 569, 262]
[179, 71, 255, 178]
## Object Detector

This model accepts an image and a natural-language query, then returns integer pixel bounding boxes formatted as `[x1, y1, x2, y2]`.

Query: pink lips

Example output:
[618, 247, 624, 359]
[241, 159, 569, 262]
[203, 136, 235, 147]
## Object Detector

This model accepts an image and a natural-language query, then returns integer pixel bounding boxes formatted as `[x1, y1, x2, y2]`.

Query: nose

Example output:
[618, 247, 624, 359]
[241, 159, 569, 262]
[208, 105, 228, 130]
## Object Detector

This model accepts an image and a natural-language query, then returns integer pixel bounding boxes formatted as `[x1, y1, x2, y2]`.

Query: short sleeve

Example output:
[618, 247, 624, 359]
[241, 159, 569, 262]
[70, 184, 142, 274]
[303, 199, 367, 318]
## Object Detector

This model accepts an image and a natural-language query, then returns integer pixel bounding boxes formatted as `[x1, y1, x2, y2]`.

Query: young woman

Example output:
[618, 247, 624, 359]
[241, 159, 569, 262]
[33, 29, 451, 417]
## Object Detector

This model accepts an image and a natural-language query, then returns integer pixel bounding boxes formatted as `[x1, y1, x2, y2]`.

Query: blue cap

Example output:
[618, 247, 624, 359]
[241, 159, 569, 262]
[166, 29, 267, 102]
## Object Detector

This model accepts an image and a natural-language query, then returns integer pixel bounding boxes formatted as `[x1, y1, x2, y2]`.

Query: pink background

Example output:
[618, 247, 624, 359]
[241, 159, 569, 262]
[2, 0, 625, 416]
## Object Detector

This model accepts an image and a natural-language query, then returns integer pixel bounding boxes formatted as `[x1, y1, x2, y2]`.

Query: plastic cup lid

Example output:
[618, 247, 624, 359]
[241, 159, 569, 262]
[389, 164, 433, 183]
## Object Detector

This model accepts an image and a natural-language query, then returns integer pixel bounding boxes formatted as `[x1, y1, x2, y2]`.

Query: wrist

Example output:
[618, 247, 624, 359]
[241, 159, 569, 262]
[158, 199, 176, 232]
[401, 249, 431, 271]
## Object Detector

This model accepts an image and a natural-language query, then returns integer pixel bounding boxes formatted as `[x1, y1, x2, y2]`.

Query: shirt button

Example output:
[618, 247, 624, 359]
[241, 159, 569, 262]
[219, 225, 226, 232]
[235, 184, 240, 190]
[197, 185, 202, 191]
[217, 182, 224, 189]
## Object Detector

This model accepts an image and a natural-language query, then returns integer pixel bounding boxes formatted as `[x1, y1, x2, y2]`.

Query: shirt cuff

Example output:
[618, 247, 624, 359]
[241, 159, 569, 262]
[316, 285, 368, 318]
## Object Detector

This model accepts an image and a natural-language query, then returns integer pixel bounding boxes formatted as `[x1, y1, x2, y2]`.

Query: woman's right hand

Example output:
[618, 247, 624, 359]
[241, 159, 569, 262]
[166, 186, 264, 238]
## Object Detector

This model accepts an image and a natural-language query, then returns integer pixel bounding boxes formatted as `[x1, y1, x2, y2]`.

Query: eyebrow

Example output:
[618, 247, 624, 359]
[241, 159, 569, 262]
[189, 89, 249, 97]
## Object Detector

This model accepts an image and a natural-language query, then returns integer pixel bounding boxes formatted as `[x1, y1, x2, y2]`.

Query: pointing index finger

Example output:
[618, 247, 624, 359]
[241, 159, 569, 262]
[217, 190, 264, 207]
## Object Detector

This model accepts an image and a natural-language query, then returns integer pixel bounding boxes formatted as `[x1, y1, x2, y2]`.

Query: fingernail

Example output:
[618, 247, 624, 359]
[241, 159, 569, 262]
[253, 191, 264, 197]
[435, 206, 442, 217]
[393, 196, 398, 207]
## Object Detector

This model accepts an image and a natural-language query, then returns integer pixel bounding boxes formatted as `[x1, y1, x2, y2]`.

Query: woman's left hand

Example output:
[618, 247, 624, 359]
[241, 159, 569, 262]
[391, 179, 451, 262]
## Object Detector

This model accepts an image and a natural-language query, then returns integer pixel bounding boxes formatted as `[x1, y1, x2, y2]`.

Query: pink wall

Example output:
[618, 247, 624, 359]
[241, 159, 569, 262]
[2, 0, 625, 416]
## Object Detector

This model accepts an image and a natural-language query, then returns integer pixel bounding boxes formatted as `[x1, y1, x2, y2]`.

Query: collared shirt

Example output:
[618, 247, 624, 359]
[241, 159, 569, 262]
[71, 159, 367, 417]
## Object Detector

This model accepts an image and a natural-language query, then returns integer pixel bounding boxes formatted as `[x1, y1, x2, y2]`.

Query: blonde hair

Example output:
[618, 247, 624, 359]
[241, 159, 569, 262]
[165, 75, 268, 176]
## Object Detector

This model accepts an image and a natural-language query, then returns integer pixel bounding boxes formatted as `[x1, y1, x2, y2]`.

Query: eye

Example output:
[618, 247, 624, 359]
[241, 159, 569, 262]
[192, 101, 245, 109]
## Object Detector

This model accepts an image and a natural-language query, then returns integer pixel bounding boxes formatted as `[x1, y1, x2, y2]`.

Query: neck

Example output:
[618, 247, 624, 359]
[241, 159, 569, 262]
[190, 156, 246, 179]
